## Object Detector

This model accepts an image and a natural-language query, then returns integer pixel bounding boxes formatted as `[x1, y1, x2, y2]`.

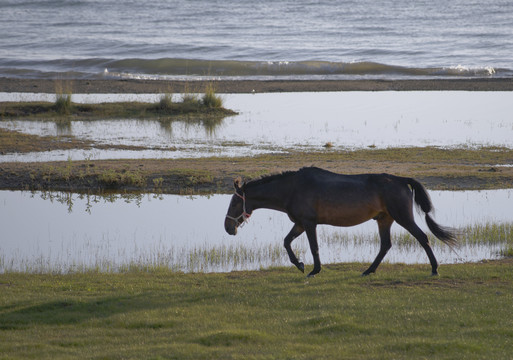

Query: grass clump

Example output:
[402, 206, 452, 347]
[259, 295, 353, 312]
[180, 93, 202, 113]
[54, 80, 73, 115]
[157, 93, 173, 111]
[202, 84, 223, 108]
[54, 93, 72, 115]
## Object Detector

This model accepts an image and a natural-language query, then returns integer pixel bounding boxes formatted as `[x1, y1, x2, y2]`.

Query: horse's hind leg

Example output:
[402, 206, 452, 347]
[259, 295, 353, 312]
[304, 222, 321, 278]
[363, 214, 394, 276]
[402, 221, 439, 275]
[284, 224, 305, 273]
[390, 207, 439, 275]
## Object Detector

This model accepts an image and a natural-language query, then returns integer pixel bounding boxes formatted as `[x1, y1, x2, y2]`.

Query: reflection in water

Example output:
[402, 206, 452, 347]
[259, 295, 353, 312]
[1, 190, 512, 273]
[0, 115, 240, 162]
[157, 115, 225, 138]
[54, 119, 72, 136]
[2, 92, 513, 162]
[38, 191, 155, 214]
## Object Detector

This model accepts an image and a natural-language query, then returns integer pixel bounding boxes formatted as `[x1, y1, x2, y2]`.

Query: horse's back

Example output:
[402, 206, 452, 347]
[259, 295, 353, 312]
[290, 168, 396, 226]
[295, 167, 380, 193]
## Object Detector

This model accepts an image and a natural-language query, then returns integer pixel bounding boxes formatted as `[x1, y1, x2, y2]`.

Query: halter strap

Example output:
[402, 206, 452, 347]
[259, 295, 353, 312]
[225, 191, 251, 227]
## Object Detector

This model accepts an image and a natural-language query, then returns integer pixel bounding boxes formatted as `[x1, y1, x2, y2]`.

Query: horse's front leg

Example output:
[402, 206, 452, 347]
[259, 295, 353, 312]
[304, 222, 321, 277]
[284, 224, 305, 273]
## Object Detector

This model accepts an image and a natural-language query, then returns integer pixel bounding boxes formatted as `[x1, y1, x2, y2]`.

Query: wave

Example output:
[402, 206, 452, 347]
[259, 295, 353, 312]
[0, 58, 509, 80]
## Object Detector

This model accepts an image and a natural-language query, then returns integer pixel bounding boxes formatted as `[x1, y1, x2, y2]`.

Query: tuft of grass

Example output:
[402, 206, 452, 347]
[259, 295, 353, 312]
[157, 93, 173, 111]
[180, 93, 202, 113]
[499, 246, 513, 257]
[54, 93, 72, 115]
[54, 80, 73, 115]
[202, 84, 223, 108]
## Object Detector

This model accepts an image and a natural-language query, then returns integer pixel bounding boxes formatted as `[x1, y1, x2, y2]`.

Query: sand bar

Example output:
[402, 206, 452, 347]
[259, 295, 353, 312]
[1, 77, 513, 94]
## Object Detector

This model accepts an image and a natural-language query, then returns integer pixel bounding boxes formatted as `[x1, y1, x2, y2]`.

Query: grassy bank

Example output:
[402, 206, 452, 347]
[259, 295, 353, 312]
[0, 259, 512, 359]
[1, 146, 513, 193]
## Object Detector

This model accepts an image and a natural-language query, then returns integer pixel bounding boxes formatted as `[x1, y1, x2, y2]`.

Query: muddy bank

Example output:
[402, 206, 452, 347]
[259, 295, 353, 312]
[2, 77, 513, 94]
[2, 148, 512, 194]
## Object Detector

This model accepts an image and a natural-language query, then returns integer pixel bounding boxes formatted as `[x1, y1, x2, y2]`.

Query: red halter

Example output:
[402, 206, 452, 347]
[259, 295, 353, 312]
[225, 191, 251, 226]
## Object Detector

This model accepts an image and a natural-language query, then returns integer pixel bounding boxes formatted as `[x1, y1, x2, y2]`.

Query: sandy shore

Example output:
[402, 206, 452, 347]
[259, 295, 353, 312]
[1, 77, 513, 94]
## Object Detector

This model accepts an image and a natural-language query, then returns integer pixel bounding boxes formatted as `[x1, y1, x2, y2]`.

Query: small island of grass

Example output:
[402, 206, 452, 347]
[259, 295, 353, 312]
[0, 85, 237, 120]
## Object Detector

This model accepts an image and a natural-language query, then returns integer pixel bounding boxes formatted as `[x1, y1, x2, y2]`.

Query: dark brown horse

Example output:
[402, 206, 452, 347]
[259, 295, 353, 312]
[224, 167, 457, 277]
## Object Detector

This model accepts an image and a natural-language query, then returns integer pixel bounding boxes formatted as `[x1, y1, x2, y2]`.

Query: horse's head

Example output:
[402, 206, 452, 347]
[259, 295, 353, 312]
[224, 177, 251, 235]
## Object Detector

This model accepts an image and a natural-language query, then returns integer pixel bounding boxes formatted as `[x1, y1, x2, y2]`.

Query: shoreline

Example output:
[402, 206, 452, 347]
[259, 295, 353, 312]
[1, 77, 513, 94]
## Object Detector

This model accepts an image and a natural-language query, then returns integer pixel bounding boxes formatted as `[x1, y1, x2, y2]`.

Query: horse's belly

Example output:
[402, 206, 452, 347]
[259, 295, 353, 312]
[316, 202, 382, 227]
[318, 214, 375, 227]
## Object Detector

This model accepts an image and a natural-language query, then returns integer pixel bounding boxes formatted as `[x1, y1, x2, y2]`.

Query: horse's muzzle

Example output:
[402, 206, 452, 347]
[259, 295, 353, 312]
[224, 218, 237, 235]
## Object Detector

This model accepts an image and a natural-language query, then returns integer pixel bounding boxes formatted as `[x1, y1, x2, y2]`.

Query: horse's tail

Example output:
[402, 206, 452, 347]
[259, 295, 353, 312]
[406, 178, 458, 248]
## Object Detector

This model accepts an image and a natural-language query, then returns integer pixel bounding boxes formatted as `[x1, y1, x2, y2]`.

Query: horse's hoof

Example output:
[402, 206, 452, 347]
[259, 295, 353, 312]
[362, 269, 374, 276]
[296, 262, 305, 273]
[307, 268, 320, 278]
[431, 271, 439, 277]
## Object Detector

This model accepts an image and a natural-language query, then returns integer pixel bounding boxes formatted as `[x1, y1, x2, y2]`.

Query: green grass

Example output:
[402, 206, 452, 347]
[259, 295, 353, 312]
[0, 260, 512, 359]
[202, 84, 224, 108]
[54, 93, 72, 115]
[157, 93, 174, 111]
[97, 168, 146, 188]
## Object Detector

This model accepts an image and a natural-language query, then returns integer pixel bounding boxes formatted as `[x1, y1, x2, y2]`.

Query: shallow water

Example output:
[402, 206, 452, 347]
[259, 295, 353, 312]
[1, 189, 511, 273]
[1, 91, 513, 162]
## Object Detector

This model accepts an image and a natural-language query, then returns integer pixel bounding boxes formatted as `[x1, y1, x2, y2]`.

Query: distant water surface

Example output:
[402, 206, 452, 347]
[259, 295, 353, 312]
[0, 0, 512, 80]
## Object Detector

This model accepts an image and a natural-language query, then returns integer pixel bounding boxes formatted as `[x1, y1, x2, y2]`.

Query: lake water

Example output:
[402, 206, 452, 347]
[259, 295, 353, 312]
[1, 91, 513, 162]
[1, 0, 512, 80]
[1, 189, 512, 274]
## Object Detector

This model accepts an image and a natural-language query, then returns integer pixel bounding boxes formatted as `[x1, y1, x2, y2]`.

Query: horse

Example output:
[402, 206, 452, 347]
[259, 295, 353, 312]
[224, 167, 457, 277]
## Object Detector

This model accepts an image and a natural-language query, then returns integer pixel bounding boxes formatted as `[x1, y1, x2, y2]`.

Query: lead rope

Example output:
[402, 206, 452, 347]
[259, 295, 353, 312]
[225, 192, 251, 227]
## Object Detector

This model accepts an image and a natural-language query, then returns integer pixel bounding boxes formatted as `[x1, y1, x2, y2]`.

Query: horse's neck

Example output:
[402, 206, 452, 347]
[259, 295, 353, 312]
[246, 181, 289, 212]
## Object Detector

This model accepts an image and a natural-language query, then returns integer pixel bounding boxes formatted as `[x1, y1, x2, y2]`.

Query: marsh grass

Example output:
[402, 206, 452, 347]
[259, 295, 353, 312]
[2, 218, 511, 275]
[157, 93, 173, 111]
[499, 246, 513, 257]
[54, 80, 73, 115]
[202, 83, 224, 108]
[54, 93, 72, 115]
[0, 84, 235, 120]
[462, 222, 513, 245]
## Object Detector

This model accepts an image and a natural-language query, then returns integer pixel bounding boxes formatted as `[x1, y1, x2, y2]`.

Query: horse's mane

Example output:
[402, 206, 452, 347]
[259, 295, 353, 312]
[245, 169, 299, 189]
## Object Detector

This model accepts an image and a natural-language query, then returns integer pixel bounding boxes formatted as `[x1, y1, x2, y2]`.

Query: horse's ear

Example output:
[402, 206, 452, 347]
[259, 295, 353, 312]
[233, 176, 244, 190]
